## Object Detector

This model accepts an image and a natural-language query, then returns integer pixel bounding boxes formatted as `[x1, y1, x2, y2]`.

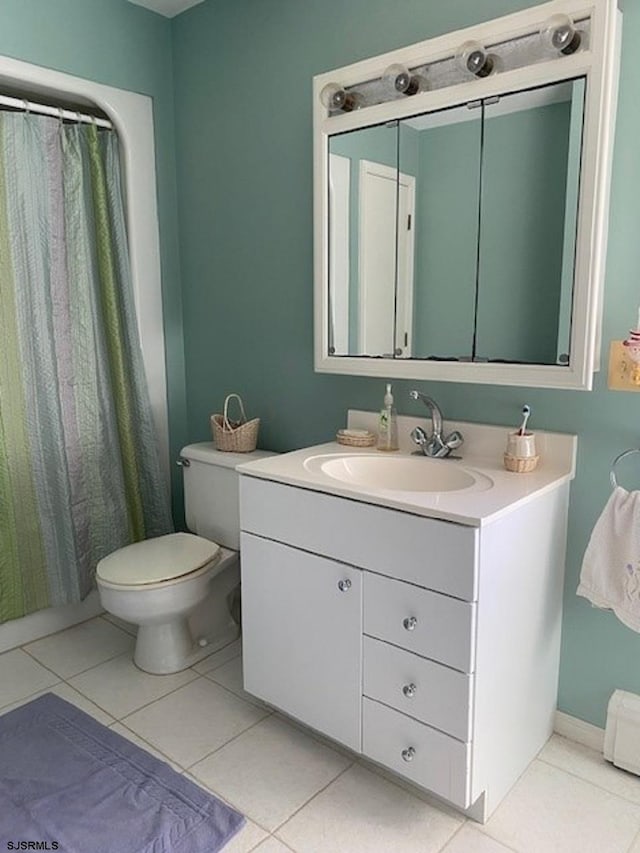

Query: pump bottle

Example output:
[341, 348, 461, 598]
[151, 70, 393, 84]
[377, 383, 399, 451]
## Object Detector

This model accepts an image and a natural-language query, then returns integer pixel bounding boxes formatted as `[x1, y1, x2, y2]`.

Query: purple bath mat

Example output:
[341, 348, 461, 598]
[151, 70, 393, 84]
[0, 693, 244, 852]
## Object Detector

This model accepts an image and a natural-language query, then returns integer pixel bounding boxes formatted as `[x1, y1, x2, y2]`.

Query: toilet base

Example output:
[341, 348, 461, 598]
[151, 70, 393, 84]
[134, 619, 240, 675]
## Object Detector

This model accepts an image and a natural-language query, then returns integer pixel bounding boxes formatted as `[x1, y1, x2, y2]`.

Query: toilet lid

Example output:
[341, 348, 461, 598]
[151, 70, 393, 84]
[96, 532, 221, 586]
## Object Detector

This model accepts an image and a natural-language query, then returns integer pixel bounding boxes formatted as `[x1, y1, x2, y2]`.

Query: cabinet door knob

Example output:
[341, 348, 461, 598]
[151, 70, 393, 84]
[403, 616, 418, 631]
[337, 579, 352, 592]
[402, 683, 417, 698]
[401, 747, 416, 762]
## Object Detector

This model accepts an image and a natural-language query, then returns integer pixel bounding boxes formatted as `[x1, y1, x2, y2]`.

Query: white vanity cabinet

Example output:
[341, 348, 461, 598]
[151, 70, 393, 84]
[240, 471, 570, 821]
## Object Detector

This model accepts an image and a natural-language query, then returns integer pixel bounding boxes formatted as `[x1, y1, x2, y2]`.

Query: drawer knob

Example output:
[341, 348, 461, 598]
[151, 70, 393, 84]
[337, 579, 352, 592]
[402, 683, 417, 699]
[403, 616, 418, 631]
[401, 747, 416, 762]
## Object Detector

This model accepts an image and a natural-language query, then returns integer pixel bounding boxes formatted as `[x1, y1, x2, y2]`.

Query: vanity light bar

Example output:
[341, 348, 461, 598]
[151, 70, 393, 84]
[321, 13, 589, 113]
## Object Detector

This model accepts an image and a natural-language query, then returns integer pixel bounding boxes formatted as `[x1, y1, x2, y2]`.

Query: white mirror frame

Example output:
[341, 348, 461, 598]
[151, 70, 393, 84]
[313, 0, 621, 390]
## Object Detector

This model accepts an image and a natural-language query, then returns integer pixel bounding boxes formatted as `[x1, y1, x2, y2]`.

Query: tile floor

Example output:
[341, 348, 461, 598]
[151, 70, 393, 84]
[2, 615, 640, 852]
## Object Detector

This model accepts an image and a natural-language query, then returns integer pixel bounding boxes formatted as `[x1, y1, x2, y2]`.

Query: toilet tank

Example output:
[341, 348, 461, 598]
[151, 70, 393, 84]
[180, 443, 277, 550]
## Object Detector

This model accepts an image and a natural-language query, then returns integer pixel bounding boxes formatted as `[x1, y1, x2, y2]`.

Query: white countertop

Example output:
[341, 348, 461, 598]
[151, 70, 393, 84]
[237, 412, 577, 528]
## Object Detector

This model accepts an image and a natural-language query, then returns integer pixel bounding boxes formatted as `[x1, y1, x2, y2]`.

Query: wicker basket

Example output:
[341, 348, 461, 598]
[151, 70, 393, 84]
[336, 429, 376, 448]
[503, 452, 539, 473]
[211, 394, 259, 452]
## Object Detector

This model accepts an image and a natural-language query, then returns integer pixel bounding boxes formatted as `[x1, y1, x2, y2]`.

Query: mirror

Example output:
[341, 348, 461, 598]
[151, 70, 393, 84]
[398, 102, 481, 362]
[314, 0, 621, 390]
[475, 79, 584, 365]
[327, 78, 585, 366]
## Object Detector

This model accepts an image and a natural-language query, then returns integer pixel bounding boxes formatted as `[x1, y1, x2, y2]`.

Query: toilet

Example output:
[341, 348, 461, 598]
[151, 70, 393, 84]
[96, 443, 275, 675]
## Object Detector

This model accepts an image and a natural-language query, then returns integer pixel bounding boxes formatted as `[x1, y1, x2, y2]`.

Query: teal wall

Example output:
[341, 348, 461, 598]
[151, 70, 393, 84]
[172, 0, 640, 729]
[0, 0, 188, 521]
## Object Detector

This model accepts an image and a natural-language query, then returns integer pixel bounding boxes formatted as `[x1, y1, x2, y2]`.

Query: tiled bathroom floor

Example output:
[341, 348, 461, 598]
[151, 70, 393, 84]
[2, 616, 640, 853]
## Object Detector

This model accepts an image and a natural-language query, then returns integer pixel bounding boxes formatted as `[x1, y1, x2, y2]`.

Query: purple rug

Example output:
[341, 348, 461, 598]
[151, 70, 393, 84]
[0, 693, 244, 852]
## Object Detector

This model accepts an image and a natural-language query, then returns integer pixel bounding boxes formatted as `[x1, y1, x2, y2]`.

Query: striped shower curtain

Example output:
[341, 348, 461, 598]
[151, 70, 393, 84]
[0, 112, 173, 623]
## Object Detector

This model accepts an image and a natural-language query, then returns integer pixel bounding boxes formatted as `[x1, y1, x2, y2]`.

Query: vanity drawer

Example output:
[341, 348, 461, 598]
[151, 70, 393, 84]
[364, 572, 476, 673]
[363, 698, 471, 808]
[240, 477, 478, 601]
[363, 636, 473, 741]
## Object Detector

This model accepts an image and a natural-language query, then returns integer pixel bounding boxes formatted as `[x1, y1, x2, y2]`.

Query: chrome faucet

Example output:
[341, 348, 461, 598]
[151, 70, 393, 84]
[408, 391, 464, 458]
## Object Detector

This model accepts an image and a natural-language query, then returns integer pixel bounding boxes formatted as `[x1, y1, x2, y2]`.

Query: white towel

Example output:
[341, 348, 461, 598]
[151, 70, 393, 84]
[577, 487, 640, 632]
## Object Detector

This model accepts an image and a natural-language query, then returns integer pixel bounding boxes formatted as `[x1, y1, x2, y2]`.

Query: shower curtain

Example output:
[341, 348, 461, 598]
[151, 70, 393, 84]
[0, 111, 173, 623]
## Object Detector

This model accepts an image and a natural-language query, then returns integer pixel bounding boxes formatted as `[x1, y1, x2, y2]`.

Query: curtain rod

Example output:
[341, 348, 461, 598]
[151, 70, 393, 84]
[0, 93, 113, 129]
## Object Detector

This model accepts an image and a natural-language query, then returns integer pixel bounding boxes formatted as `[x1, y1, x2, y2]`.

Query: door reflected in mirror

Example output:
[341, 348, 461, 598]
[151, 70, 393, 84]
[328, 122, 401, 357]
[327, 77, 586, 366]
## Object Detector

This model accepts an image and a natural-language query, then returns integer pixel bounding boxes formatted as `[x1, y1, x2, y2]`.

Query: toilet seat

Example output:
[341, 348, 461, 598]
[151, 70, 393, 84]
[96, 532, 221, 587]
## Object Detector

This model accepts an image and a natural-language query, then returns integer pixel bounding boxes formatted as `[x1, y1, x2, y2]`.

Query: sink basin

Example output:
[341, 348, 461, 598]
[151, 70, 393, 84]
[304, 453, 487, 493]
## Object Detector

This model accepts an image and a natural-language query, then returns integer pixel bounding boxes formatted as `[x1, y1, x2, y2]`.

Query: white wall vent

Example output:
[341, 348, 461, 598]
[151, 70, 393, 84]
[604, 690, 640, 776]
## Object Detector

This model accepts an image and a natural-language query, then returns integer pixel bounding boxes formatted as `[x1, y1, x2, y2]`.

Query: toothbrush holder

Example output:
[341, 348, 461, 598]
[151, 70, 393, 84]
[504, 431, 539, 473]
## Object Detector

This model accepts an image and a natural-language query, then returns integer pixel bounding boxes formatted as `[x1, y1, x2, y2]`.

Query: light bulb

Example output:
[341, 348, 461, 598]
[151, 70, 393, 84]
[382, 63, 422, 96]
[456, 40, 494, 78]
[319, 82, 356, 112]
[540, 14, 581, 55]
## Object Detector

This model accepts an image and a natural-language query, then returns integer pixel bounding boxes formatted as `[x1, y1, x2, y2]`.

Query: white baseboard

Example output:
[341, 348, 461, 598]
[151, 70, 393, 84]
[0, 591, 104, 654]
[554, 709, 605, 752]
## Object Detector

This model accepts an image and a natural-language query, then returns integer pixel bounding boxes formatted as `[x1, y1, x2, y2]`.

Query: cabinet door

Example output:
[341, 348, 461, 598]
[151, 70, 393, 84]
[241, 532, 362, 751]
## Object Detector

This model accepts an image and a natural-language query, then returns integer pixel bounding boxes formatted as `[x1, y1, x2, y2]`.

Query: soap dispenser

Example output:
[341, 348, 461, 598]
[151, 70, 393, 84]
[377, 383, 399, 452]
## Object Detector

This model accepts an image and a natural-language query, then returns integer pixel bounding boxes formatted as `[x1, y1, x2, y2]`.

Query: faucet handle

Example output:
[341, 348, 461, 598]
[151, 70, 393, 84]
[410, 426, 428, 448]
[444, 430, 464, 451]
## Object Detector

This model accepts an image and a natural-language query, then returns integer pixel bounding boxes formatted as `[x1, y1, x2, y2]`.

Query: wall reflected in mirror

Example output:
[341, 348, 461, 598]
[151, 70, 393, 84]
[327, 77, 586, 366]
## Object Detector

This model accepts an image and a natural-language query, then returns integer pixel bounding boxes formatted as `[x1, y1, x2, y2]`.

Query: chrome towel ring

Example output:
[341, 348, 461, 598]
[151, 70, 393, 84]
[610, 448, 640, 489]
